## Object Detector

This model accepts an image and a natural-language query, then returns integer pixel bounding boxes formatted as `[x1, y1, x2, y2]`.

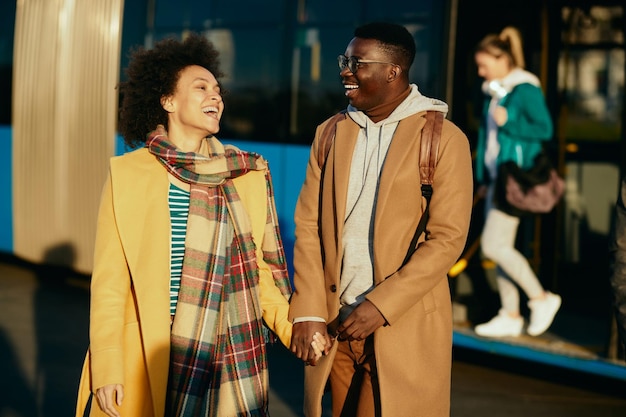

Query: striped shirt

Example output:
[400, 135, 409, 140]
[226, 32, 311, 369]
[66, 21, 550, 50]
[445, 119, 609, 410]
[168, 182, 190, 316]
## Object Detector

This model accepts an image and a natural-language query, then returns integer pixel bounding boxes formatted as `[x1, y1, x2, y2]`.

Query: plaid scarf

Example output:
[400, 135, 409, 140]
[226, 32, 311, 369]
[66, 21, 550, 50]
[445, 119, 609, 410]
[147, 127, 291, 417]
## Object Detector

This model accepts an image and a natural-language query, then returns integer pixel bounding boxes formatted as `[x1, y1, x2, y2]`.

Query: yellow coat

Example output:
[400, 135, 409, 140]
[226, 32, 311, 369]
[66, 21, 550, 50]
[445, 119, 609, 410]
[76, 147, 292, 417]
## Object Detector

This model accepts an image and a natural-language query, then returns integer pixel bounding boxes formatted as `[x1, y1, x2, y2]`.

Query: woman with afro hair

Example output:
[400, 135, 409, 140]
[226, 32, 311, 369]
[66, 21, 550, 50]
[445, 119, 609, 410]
[75, 33, 324, 417]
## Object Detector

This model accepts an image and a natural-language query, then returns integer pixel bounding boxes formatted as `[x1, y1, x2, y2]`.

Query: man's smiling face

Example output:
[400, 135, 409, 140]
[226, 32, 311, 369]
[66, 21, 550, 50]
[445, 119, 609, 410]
[340, 37, 397, 112]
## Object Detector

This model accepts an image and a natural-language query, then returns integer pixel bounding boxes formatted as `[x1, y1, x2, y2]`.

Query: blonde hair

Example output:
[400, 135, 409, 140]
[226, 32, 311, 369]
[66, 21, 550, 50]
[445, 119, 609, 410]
[476, 26, 525, 69]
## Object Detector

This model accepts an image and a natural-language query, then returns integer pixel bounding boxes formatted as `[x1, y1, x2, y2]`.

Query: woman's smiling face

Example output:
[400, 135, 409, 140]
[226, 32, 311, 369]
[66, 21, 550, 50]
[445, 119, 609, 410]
[162, 65, 224, 139]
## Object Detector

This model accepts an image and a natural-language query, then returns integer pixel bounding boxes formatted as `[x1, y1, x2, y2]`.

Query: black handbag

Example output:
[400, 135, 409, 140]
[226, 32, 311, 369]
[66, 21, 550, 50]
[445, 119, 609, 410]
[496, 152, 565, 215]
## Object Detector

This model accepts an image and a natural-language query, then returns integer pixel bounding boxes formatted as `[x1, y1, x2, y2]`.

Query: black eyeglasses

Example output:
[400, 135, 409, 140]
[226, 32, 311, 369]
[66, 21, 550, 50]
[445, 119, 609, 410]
[337, 55, 398, 74]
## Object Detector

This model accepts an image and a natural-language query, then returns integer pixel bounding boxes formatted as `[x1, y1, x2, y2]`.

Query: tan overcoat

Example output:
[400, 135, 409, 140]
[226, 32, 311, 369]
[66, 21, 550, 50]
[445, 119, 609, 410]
[75, 147, 292, 417]
[289, 111, 473, 417]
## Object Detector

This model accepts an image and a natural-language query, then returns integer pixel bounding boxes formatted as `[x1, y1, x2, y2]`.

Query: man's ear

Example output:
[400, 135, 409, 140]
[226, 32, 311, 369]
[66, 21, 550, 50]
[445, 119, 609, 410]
[388, 65, 402, 82]
[161, 95, 174, 112]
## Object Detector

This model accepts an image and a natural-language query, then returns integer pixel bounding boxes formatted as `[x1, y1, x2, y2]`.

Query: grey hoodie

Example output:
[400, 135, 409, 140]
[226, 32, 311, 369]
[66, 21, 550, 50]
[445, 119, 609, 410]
[339, 84, 448, 311]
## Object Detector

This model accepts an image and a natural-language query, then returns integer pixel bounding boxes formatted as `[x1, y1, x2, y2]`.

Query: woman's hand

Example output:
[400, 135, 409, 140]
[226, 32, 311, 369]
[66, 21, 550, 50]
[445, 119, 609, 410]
[476, 185, 488, 199]
[95, 384, 124, 417]
[493, 106, 508, 126]
[310, 331, 334, 363]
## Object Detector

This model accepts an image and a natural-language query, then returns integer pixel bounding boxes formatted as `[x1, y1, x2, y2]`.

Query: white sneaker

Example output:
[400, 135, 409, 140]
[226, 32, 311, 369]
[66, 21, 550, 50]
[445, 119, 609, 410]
[474, 310, 523, 337]
[527, 292, 561, 336]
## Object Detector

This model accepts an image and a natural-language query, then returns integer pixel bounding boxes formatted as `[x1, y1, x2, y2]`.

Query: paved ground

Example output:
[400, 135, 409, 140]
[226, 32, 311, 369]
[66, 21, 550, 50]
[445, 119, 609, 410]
[1, 256, 626, 417]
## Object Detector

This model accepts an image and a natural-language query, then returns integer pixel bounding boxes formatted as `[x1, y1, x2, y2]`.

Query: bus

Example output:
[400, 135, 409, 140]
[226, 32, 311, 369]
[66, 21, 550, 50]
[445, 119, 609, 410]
[1, 0, 625, 381]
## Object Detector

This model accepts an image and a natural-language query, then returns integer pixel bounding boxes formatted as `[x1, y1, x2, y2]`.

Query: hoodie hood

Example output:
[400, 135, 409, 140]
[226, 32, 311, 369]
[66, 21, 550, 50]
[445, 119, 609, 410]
[482, 67, 541, 98]
[339, 83, 448, 308]
[346, 84, 448, 128]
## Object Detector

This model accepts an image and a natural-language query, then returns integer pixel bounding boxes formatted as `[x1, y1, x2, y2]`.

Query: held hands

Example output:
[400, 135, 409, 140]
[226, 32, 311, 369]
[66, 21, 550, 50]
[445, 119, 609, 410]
[310, 332, 329, 361]
[95, 384, 124, 417]
[291, 321, 333, 366]
[290, 301, 386, 365]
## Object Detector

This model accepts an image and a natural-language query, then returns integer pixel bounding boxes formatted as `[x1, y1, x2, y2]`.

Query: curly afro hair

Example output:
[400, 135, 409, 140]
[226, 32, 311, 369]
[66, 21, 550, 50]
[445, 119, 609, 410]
[118, 32, 223, 147]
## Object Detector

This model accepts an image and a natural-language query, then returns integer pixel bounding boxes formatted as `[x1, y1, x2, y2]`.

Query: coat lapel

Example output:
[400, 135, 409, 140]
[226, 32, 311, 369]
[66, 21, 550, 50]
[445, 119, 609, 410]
[376, 113, 426, 221]
[330, 118, 360, 239]
[115, 152, 171, 309]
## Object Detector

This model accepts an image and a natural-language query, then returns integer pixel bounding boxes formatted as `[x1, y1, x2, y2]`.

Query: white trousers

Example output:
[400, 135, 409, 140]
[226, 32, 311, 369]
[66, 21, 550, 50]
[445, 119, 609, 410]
[481, 208, 545, 315]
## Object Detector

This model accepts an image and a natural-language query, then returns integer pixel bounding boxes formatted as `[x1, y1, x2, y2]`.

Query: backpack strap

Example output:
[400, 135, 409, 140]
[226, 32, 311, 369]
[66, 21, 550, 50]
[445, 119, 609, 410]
[401, 111, 443, 267]
[317, 111, 347, 169]
[420, 111, 443, 187]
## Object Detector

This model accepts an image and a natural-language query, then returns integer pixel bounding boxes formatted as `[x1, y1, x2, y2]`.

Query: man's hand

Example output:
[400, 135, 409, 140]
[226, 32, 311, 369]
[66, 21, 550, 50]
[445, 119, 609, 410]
[336, 300, 386, 341]
[291, 321, 332, 365]
[95, 384, 124, 417]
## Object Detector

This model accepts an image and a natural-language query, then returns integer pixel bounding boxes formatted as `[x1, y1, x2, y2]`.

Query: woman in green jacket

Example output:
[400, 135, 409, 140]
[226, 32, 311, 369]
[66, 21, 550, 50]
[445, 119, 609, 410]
[473, 26, 561, 339]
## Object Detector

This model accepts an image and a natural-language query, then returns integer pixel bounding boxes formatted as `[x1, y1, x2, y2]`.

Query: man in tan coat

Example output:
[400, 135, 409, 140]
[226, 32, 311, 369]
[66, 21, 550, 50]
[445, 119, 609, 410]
[289, 22, 473, 417]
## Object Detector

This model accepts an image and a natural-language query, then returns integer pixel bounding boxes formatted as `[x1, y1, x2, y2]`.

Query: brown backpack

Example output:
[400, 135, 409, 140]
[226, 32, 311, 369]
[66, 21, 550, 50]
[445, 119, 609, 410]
[316, 110, 443, 267]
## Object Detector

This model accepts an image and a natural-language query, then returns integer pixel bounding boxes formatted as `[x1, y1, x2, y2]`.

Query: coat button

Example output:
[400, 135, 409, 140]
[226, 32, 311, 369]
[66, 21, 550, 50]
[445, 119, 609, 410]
[330, 284, 337, 292]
